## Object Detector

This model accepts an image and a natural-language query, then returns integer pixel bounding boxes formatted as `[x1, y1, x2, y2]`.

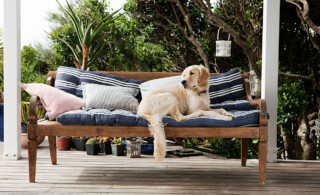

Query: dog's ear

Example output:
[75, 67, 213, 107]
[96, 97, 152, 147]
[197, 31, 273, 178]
[198, 66, 210, 87]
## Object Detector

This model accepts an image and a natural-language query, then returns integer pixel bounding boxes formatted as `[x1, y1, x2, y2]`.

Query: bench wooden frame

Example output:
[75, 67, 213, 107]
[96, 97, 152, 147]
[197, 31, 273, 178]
[27, 71, 268, 185]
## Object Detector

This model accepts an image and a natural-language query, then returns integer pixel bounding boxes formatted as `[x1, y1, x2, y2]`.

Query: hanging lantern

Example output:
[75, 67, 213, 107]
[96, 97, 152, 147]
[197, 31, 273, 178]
[216, 27, 231, 57]
[249, 70, 261, 98]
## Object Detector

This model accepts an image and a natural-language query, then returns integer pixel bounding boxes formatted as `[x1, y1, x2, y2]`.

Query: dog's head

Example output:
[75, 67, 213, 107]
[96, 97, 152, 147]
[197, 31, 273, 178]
[181, 65, 210, 90]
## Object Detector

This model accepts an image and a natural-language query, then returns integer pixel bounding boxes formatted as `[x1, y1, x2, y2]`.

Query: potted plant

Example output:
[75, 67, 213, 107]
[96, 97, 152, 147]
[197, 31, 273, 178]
[100, 137, 112, 154]
[57, 136, 72, 150]
[20, 102, 46, 148]
[71, 136, 88, 151]
[86, 138, 100, 155]
[111, 137, 126, 156]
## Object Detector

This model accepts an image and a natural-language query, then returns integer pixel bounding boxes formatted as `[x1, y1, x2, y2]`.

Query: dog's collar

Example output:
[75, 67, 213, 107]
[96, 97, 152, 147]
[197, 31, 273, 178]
[198, 90, 207, 96]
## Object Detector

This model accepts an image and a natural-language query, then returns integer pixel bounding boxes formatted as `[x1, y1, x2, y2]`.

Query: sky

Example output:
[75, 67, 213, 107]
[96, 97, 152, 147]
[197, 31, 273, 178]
[0, 0, 126, 47]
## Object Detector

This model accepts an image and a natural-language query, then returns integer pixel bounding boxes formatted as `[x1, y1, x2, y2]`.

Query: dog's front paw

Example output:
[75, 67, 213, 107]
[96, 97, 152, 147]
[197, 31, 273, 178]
[219, 116, 233, 121]
[225, 112, 235, 119]
[220, 109, 235, 119]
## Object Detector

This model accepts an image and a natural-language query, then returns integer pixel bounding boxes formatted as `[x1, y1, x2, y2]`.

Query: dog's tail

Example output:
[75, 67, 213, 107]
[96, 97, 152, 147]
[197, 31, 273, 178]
[143, 115, 166, 164]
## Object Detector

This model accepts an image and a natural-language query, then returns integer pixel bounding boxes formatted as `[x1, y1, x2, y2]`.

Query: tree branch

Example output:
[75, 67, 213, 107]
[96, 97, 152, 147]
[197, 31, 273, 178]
[279, 71, 320, 91]
[286, 0, 320, 34]
[194, 0, 261, 78]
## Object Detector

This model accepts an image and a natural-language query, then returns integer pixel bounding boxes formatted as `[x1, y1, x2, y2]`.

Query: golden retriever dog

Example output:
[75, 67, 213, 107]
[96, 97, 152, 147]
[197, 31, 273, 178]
[137, 65, 234, 163]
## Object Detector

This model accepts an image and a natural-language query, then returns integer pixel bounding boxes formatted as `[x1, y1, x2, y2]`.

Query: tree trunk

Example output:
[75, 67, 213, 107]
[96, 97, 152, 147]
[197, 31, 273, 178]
[297, 116, 318, 160]
[281, 129, 297, 159]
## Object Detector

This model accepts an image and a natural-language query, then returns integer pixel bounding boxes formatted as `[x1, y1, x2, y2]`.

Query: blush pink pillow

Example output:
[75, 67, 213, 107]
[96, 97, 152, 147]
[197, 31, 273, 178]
[19, 82, 83, 120]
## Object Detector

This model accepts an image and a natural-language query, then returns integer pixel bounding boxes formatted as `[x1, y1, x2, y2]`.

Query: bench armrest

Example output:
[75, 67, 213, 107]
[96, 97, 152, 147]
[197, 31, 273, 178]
[243, 78, 268, 121]
[46, 76, 55, 87]
[27, 76, 54, 124]
[28, 96, 40, 124]
[248, 99, 268, 141]
[248, 99, 268, 120]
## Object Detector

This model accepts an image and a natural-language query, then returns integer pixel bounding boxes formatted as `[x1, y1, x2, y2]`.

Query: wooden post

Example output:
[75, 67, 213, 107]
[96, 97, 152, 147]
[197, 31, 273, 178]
[241, 138, 249, 167]
[3, 0, 21, 160]
[28, 96, 39, 183]
[259, 117, 268, 185]
[259, 141, 268, 185]
[48, 136, 57, 165]
[28, 124, 37, 183]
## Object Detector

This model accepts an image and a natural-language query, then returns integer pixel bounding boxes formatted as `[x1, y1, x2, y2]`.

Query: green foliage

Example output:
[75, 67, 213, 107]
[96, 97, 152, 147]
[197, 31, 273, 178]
[210, 138, 258, 159]
[277, 78, 309, 135]
[20, 45, 48, 101]
[0, 44, 48, 99]
[86, 138, 99, 144]
[48, 0, 169, 72]
[100, 136, 112, 143]
[21, 102, 46, 125]
[186, 138, 259, 159]
[21, 102, 29, 125]
[112, 137, 124, 145]
[54, 0, 121, 70]
[0, 28, 3, 49]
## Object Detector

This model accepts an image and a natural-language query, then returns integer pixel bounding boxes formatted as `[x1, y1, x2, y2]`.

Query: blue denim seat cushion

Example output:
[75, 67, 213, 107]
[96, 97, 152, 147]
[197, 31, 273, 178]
[54, 66, 143, 98]
[56, 109, 260, 127]
[210, 100, 253, 111]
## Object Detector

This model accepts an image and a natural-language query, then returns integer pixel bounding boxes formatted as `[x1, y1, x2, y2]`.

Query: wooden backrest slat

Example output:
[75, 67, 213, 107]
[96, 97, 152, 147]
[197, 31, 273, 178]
[48, 71, 248, 82]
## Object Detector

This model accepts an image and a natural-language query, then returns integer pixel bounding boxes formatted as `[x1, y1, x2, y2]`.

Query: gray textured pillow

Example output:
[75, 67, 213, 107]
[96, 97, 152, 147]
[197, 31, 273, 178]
[82, 83, 139, 113]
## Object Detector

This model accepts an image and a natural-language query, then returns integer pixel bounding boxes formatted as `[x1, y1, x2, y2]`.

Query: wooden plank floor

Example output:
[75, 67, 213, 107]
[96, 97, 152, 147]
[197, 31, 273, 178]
[1, 139, 320, 194]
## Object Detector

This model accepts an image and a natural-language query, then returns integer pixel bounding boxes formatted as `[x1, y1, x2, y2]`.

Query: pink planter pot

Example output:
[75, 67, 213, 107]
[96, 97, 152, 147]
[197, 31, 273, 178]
[21, 134, 45, 149]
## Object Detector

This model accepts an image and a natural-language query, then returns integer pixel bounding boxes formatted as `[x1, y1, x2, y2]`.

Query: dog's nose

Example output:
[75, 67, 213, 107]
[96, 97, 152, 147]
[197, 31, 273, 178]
[181, 80, 187, 88]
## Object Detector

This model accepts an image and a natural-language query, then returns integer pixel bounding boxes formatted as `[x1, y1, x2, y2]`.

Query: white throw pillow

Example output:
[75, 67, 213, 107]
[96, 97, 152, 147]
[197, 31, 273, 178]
[139, 76, 181, 99]
[82, 83, 139, 113]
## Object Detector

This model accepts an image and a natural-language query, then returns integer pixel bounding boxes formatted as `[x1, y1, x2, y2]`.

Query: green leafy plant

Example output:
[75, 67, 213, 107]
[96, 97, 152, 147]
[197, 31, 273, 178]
[54, 0, 121, 70]
[20, 45, 48, 101]
[186, 137, 259, 159]
[21, 102, 29, 126]
[21, 102, 46, 126]
[100, 136, 112, 143]
[86, 137, 99, 145]
[277, 79, 309, 134]
[37, 105, 46, 120]
[112, 137, 124, 145]
[0, 27, 3, 49]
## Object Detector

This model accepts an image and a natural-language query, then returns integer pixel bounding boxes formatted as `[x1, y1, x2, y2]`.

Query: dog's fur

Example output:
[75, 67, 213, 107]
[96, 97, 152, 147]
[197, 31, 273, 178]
[137, 65, 234, 163]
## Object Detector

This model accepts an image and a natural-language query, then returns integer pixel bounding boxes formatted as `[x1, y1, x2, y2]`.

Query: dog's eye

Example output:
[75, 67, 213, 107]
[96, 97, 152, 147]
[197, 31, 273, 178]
[190, 72, 194, 75]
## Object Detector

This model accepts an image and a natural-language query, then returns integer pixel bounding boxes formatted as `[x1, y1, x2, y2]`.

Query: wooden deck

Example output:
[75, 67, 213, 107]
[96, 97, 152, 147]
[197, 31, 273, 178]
[1, 139, 320, 194]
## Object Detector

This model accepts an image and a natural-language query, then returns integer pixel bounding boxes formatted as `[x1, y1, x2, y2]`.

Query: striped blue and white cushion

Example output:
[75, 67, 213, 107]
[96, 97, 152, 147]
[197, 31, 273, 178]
[209, 68, 245, 104]
[55, 66, 143, 98]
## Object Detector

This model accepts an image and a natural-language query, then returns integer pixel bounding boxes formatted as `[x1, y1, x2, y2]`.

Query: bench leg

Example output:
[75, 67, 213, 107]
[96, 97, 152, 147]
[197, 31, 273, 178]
[241, 138, 249, 167]
[28, 139, 37, 183]
[48, 136, 57, 165]
[259, 141, 267, 185]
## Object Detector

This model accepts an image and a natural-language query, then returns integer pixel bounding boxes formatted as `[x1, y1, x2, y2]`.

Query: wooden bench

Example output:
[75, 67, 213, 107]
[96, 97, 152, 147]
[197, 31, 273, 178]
[27, 71, 268, 185]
